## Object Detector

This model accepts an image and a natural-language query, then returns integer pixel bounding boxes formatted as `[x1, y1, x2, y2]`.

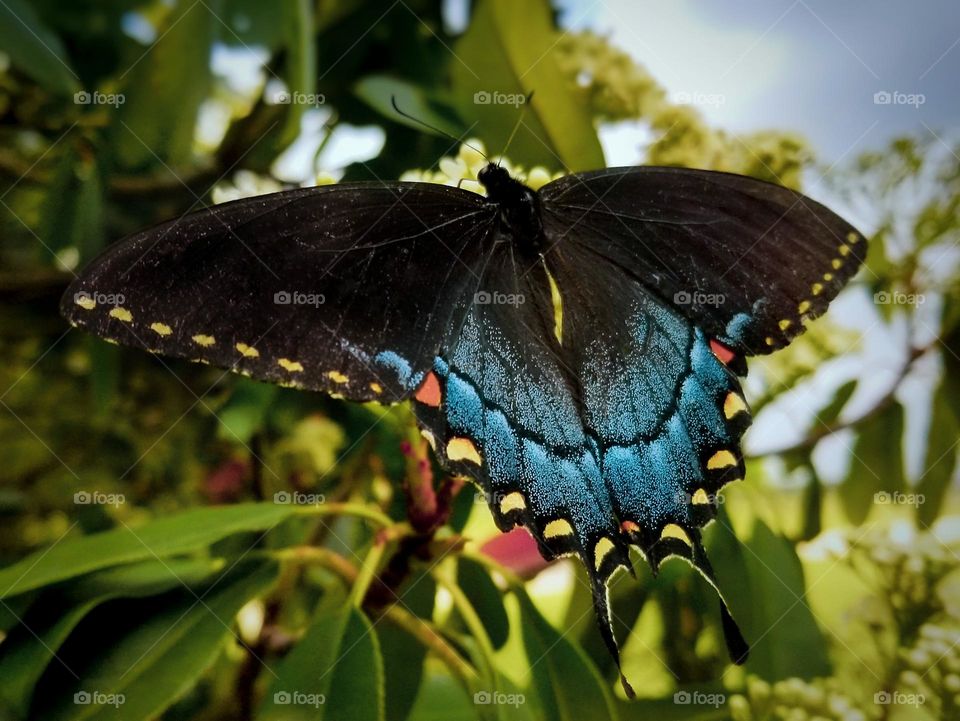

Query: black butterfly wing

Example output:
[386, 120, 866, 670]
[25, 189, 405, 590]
[62, 183, 498, 401]
[539, 167, 866, 357]
[546, 241, 752, 664]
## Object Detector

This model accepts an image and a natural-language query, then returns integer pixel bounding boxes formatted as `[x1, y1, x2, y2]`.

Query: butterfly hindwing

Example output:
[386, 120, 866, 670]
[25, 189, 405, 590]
[62, 183, 497, 401]
[540, 167, 866, 356]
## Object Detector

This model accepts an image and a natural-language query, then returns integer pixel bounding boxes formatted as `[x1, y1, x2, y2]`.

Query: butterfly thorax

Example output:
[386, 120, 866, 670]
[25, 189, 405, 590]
[478, 163, 545, 253]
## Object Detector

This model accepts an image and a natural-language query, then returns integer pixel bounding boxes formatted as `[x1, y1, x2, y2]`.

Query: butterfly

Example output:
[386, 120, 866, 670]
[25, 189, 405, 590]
[61, 159, 865, 695]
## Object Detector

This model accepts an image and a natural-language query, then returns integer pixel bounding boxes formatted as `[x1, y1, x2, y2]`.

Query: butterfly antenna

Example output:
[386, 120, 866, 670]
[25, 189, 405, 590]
[390, 95, 489, 162]
[497, 90, 535, 167]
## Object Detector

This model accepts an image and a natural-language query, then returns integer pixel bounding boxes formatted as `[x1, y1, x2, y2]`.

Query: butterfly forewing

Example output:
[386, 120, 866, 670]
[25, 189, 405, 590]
[62, 183, 497, 401]
[540, 167, 866, 356]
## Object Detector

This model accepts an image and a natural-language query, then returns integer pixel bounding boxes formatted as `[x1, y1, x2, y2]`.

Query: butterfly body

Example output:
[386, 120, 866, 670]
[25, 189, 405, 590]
[61, 161, 865, 692]
[477, 163, 546, 251]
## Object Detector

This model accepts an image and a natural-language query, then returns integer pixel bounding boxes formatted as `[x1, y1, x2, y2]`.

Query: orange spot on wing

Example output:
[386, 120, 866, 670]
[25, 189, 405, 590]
[621, 520, 641, 535]
[414, 371, 442, 407]
[709, 338, 736, 365]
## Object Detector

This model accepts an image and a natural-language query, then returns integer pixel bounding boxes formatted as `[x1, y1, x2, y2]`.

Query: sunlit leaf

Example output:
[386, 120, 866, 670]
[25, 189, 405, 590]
[451, 0, 604, 171]
[113, 0, 216, 168]
[0, 558, 221, 717]
[33, 560, 278, 721]
[837, 402, 905, 525]
[356, 76, 463, 138]
[381, 572, 435, 721]
[517, 590, 618, 721]
[258, 604, 384, 721]
[457, 557, 509, 650]
[0, 503, 297, 598]
[916, 387, 959, 525]
[705, 514, 831, 681]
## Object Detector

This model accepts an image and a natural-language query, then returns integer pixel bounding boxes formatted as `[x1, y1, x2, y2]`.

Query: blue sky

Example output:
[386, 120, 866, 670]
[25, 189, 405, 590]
[561, 0, 960, 164]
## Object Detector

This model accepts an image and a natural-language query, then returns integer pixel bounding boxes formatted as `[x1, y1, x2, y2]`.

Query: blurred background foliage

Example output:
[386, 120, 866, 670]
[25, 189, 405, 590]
[0, 1, 958, 720]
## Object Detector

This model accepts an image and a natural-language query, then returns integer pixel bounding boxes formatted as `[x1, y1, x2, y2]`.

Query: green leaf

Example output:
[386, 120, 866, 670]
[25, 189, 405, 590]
[516, 590, 618, 721]
[355, 75, 463, 138]
[615, 696, 729, 721]
[113, 0, 217, 168]
[258, 605, 384, 721]
[34, 560, 278, 721]
[275, 0, 316, 150]
[813, 379, 857, 430]
[0, 502, 297, 598]
[916, 387, 959, 525]
[0, 558, 221, 717]
[837, 402, 905, 525]
[451, 0, 604, 171]
[216, 379, 278, 443]
[705, 513, 831, 681]
[0, 0, 79, 95]
[381, 573, 435, 721]
[457, 557, 509, 650]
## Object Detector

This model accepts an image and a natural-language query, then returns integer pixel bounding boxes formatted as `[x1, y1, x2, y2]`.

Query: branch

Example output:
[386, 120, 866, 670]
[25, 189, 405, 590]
[750, 341, 932, 459]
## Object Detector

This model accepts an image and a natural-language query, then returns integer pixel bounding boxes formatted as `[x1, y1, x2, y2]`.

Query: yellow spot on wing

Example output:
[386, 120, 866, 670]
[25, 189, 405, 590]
[446, 437, 482, 465]
[544, 266, 564, 344]
[765, 337, 775, 346]
[499, 492, 526, 514]
[831, 258, 843, 269]
[839, 245, 851, 257]
[798, 300, 811, 314]
[236, 343, 259, 358]
[594, 537, 615, 572]
[74, 295, 96, 310]
[192, 334, 215, 347]
[327, 371, 348, 384]
[823, 273, 834, 281]
[723, 392, 748, 419]
[544, 518, 574, 539]
[420, 429, 437, 450]
[149, 322, 172, 336]
[369, 382, 383, 394]
[660, 523, 692, 545]
[811, 283, 823, 296]
[692, 488, 710, 505]
[109, 308, 133, 322]
[847, 231, 860, 243]
[707, 450, 737, 470]
[779, 319, 791, 331]
[278, 358, 304, 372]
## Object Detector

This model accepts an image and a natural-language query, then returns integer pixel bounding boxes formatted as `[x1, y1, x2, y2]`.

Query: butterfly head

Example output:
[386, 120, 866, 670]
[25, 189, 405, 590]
[478, 163, 544, 251]
[477, 163, 514, 195]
